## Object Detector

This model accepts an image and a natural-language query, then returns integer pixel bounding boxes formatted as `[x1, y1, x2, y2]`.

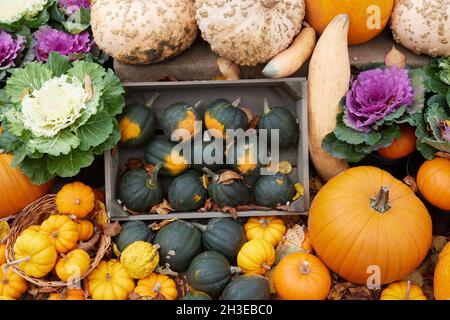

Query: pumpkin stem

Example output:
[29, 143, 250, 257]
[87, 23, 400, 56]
[145, 93, 160, 109]
[74, 199, 81, 205]
[261, 0, 279, 8]
[258, 218, 269, 228]
[191, 222, 208, 232]
[106, 273, 112, 282]
[192, 100, 203, 110]
[232, 98, 242, 108]
[405, 281, 411, 300]
[261, 262, 271, 271]
[263, 98, 271, 114]
[230, 266, 241, 274]
[301, 261, 311, 275]
[5, 256, 31, 269]
[148, 163, 163, 188]
[153, 282, 162, 293]
[371, 186, 391, 213]
[202, 167, 218, 182]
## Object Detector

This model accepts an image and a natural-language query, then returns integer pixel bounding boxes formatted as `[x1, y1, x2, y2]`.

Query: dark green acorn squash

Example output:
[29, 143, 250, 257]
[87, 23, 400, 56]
[204, 98, 248, 139]
[153, 220, 202, 272]
[194, 218, 246, 262]
[145, 139, 189, 177]
[203, 169, 249, 208]
[186, 251, 232, 297]
[220, 275, 270, 300]
[179, 290, 212, 300]
[227, 134, 262, 175]
[118, 163, 163, 213]
[115, 221, 152, 252]
[119, 94, 159, 148]
[161, 101, 201, 141]
[254, 173, 295, 208]
[168, 171, 207, 212]
[191, 136, 226, 172]
[258, 99, 299, 149]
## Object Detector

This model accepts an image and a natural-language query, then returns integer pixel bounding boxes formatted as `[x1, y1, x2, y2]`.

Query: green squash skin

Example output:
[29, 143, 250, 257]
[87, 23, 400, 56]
[208, 179, 250, 208]
[153, 221, 202, 272]
[191, 138, 226, 172]
[115, 221, 152, 252]
[168, 171, 207, 212]
[200, 218, 246, 263]
[179, 291, 212, 300]
[254, 173, 295, 208]
[186, 251, 232, 297]
[205, 99, 248, 134]
[118, 168, 163, 213]
[220, 275, 270, 300]
[145, 139, 189, 177]
[228, 137, 261, 176]
[258, 106, 299, 149]
[161, 102, 200, 140]
[120, 103, 158, 148]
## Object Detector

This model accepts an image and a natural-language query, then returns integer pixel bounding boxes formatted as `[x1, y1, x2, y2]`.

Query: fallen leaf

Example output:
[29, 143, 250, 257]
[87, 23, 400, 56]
[292, 183, 304, 201]
[102, 221, 121, 237]
[128, 292, 142, 300]
[126, 158, 144, 170]
[234, 204, 271, 211]
[432, 236, 448, 254]
[218, 170, 244, 185]
[402, 271, 424, 287]
[150, 199, 174, 215]
[77, 232, 100, 251]
[403, 176, 418, 193]
[150, 219, 176, 231]
[435, 151, 450, 160]
[155, 263, 179, 277]
[222, 206, 238, 219]
[247, 114, 259, 129]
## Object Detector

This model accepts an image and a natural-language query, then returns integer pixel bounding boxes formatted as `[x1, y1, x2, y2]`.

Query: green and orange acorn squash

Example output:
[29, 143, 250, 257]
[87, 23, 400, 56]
[254, 173, 295, 208]
[145, 139, 189, 177]
[203, 168, 249, 208]
[168, 171, 207, 212]
[161, 101, 202, 141]
[204, 98, 248, 139]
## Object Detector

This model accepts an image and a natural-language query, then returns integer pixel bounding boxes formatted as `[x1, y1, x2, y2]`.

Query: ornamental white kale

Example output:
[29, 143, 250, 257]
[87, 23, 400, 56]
[0, 0, 49, 25]
[0, 52, 125, 184]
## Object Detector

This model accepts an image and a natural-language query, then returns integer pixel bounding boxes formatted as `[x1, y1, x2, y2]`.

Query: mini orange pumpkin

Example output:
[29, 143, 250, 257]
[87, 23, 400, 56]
[56, 182, 95, 218]
[0, 244, 6, 265]
[237, 239, 275, 275]
[244, 217, 286, 247]
[0, 266, 28, 299]
[377, 125, 417, 159]
[134, 273, 178, 300]
[274, 252, 331, 300]
[40, 215, 79, 253]
[309, 166, 432, 285]
[434, 242, 450, 300]
[55, 249, 91, 282]
[48, 288, 85, 300]
[380, 281, 427, 300]
[76, 220, 94, 242]
[417, 157, 450, 211]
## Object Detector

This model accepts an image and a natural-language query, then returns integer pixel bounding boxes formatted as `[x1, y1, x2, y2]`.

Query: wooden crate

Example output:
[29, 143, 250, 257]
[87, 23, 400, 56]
[105, 78, 309, 221]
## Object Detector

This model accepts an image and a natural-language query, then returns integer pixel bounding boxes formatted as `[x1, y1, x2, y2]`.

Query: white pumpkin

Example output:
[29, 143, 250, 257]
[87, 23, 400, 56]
[391, 0, 450, 57]
[91, 0, 198, 65]
[195, 0, 305, 66]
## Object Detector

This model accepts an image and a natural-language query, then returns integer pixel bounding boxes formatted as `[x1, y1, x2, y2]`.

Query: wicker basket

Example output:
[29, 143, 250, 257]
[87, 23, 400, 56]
[5, 194, 111, 287]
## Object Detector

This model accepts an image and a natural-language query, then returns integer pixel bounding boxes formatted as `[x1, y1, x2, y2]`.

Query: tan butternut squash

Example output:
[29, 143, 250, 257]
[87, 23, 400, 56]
[307, 14, 350, 181]
[263, 27, 316, 79]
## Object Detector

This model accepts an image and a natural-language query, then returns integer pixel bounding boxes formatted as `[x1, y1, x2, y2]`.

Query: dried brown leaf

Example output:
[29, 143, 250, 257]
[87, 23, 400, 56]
[150, 199, 174, 215]
[235, 204, 271, 211]
[102, 221, 121, 237]
[128, 292, 142, 300]
[126, 158, 144, 170]
[435, 151, 450, 160]
[218, 170, 244, 184]
[222, 206, 238, 219]
[77, 232, 100, 251]
[150, 219, 176, 231]
[403, 175, 418, 193]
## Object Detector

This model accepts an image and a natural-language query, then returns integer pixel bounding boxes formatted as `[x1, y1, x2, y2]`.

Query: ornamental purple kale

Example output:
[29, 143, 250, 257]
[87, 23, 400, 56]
[344, 66, 415, 132]
[0, 30, 25, 69]
[58, 0, 91, 14]
[34, 26, 91, 62]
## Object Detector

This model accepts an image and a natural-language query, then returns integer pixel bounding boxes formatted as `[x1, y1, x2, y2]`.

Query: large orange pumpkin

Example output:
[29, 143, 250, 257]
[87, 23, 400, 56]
[377, 125, 417, 160]
[0, 153, 54, 218]
[305, 0, 395, 45]
[308, 166, 432, 285]
[417, 157, 450, 211]
[434, 242, 450, 300]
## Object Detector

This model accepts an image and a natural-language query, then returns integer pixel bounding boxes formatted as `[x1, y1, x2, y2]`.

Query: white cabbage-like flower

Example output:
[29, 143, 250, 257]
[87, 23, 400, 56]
[0, 0, 48, 24]
[21, 75, 88, 137]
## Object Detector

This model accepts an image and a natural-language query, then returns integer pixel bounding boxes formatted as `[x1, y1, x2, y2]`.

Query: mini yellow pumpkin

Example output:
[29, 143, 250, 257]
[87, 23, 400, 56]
[40, 215, 79, 253]
[244, 217, 287, 247]
[0, 295, 14, 300]
[48, 288, 85, 300]
[0, 266, 28, 299]
[88, 260, 135, 300]
[56, 182, 95, 218]
[13, 232, 57, 278]
[134, 273, 178, 300]
[120, 241, 159, 279]
[76, 220, 94, 242]
[21, 225, 40, 236]
[55, 249, 91, 282]
[0, 243, 6, 265]
[380, 281, 427, 300]
[237, 239, 276, 275]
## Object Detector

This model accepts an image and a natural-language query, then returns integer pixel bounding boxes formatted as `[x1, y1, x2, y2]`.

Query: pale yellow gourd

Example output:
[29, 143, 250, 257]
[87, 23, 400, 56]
[307, 14, 350, 181]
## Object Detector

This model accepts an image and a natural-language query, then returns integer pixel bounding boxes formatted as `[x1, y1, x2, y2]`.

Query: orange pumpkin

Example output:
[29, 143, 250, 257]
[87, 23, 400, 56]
[434, 242, 450, 300]
[76, 220, 94, 242]
[134, 273, 178, 300]
[56, 182, 95, 218]
[48, 288, 85, 300]
[0, 244, 6, 265]
[308, 166, 432, 285]
[40, 215, 79, 254]
[417, 157, 450, 211]
[274, 252, 331, 300]
[0, 153, 54, 218]
[305, 0, 395, 45]
[244, 217, 286, 247]
[55, 249, 91, 281]
[377, 125, 417, 159]
[380, 281, 427, 300]
[0, 266, 28, 299]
